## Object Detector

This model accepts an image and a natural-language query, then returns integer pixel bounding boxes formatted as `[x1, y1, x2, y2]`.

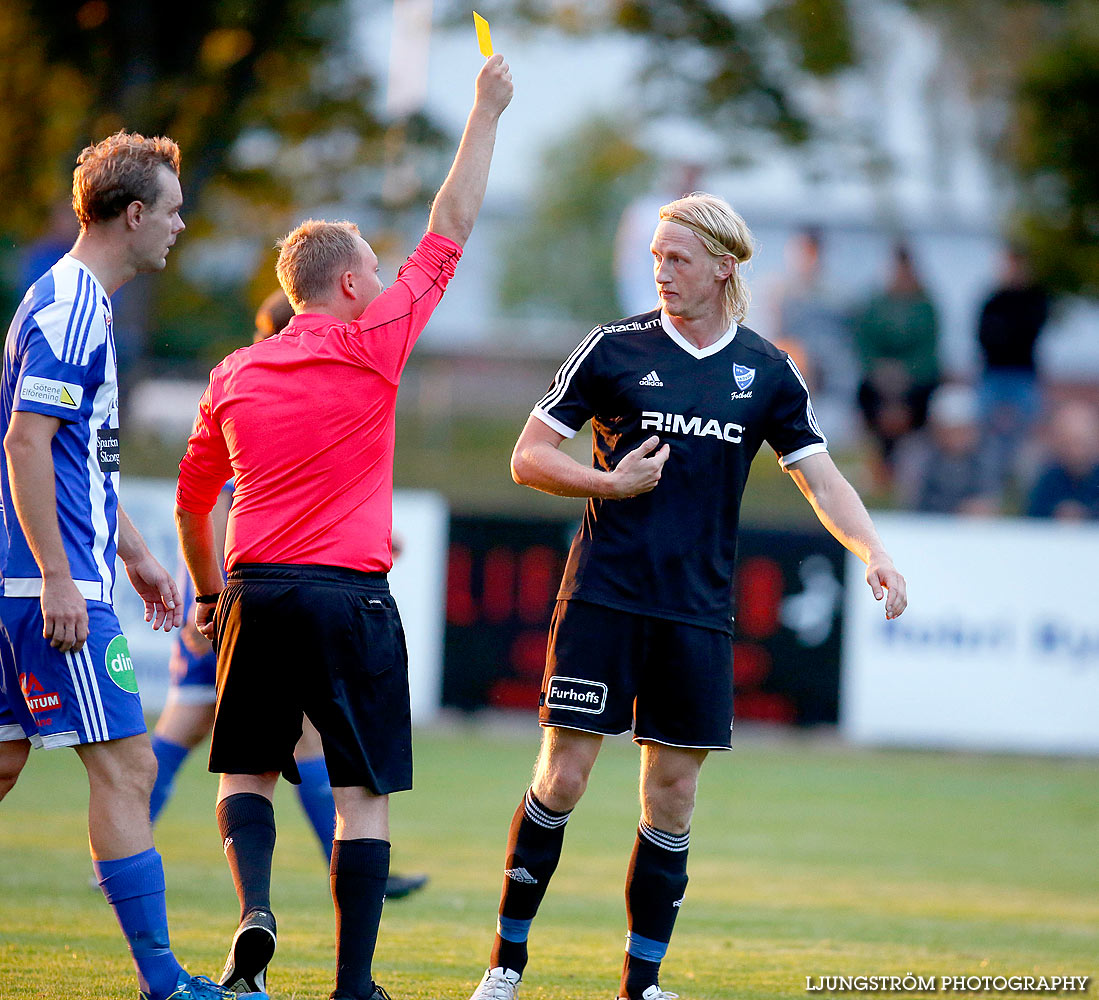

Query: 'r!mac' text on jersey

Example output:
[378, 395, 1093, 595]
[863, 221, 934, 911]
[0, 256, 120, 603]
[533, 309, 827, 632]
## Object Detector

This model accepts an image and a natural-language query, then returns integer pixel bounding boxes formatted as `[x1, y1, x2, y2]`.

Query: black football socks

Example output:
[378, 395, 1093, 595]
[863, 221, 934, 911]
[490, 787, 572, 976]
[216, 792, 277, 920]
[620, 821, 690, 1000]
[331, 837, 390, 999]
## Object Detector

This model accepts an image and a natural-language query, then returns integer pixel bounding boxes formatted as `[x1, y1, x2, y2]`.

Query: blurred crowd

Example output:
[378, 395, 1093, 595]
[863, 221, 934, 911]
[771, 230, 1099, 522]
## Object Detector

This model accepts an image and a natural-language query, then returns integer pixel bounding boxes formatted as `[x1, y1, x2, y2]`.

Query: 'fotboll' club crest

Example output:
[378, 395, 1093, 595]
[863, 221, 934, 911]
[733, 364, 755, 390]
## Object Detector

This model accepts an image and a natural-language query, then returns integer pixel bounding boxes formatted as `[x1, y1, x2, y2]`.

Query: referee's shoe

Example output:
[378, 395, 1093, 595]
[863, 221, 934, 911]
[219, 908, 277, 994]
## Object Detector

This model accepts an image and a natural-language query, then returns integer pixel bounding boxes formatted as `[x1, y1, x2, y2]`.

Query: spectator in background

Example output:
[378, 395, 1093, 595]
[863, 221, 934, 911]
[894, 383, 1000, 516]
[853, 243, 940, 488]
[977, 245, 1050, 486]
[770, 226, 857, 445]
[1025, 400, 1099, 521]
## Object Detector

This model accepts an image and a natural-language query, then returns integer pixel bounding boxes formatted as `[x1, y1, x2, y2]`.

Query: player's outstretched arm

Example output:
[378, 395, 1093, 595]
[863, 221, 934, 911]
[511, 415, 670, 499]
[3, 411, 89, 652]
[427, 53, 513, 247]
[117, 507, 183, 632]
[786, 452, 908, 619]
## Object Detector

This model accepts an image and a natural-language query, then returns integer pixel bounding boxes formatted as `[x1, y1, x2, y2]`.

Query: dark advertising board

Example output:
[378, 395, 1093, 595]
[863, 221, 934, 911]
[443, 516, 846, 725]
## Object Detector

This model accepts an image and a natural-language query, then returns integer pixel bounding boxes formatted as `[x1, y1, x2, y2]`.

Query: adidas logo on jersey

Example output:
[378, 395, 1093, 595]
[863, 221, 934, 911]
[504, 867, 538, 884]
[639, 370, 664, 386]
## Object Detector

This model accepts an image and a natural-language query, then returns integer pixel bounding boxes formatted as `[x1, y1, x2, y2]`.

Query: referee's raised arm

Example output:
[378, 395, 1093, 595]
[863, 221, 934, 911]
[427, 54, 513, 247]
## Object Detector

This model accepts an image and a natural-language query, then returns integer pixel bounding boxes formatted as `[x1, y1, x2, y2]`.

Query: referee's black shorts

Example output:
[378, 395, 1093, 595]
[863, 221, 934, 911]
[538, 599, 734, 751]
[208, 563, 412, 794]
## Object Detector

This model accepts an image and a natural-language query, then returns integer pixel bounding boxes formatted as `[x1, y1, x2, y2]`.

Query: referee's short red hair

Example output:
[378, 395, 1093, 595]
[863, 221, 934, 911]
[72, 131, 181, 230]
[276, 219, 363, 312]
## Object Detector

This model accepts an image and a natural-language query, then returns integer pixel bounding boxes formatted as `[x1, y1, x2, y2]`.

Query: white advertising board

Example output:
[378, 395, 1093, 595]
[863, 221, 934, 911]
[115, 479, 448, 722]
[841, 513, 1099, 755]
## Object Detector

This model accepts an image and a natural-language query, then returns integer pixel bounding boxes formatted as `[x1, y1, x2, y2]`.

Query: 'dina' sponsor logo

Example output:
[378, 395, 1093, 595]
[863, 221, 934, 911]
[105, 634, 139, 693]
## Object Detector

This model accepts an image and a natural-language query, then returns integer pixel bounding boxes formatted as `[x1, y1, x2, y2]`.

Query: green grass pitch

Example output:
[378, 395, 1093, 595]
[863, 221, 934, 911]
[1, 725, 1096, 999]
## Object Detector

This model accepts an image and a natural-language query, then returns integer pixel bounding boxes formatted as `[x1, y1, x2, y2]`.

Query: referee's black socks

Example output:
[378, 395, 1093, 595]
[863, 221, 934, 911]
[490, 786, 572, 977]
[619, 820, 690, 1000]
[216, 792, 277, 920]
[331, 837, 390, 1000]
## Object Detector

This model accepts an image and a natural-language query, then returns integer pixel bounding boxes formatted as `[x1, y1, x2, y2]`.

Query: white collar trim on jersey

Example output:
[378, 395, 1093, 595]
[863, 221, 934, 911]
[660, 310, 738, 359]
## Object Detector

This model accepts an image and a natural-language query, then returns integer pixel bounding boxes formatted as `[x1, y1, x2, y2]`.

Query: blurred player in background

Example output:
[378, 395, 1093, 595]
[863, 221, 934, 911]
[175, 55, 513, 1000]
[467, 192, 907, 1000]
[0, 133, 265, 1000]
[151, 292, 427, 899]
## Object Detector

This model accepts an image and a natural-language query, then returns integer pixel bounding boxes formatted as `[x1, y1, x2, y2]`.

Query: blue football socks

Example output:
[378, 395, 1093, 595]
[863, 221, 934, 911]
[94, 848, 184, 1000]
[149, 735, 191, 823]
[295, 754, 336, 862]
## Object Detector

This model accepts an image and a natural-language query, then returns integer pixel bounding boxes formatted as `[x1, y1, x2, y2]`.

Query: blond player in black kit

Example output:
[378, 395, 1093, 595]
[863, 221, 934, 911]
[467, 193, 908, 1000]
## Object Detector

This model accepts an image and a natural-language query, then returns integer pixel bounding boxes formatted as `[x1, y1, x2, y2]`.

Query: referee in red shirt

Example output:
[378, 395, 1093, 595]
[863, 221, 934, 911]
[175, 55, 513, 1000]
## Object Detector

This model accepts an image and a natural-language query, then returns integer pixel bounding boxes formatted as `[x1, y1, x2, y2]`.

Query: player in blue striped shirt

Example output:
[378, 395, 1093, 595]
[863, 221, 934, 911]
[0, 131, 265, 1000]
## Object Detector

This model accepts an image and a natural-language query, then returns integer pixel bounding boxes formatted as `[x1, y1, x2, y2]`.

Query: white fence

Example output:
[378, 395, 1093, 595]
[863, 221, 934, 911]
[116, 479, 449, 722]
[842, 513, 1099, 755]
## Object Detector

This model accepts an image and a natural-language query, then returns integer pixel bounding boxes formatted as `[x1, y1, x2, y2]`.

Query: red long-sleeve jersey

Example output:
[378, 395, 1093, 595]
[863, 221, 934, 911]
[176, 232, 461, 573]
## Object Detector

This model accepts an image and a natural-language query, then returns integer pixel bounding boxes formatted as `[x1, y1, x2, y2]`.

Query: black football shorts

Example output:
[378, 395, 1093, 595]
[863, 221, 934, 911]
[209, 563, 412, 793]
[538, 599, 734, 750]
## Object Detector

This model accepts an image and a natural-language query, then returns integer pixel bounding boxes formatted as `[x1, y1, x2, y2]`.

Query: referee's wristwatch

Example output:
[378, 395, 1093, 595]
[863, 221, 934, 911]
[194, 593, 221, 605]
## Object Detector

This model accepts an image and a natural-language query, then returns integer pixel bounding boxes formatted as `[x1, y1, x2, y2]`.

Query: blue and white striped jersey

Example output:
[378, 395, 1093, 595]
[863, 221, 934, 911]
[0, 255, 120, 604]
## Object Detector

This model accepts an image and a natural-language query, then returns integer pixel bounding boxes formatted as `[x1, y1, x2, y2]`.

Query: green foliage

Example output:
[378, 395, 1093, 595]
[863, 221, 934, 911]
[1014, 3, 1099, 294]
[454, 0, 857, 145]
[1, 730, 1097, 997]
[901, 0, 1099, 293]
[0, 0, 449, 358]
[497, 115, 652, 321]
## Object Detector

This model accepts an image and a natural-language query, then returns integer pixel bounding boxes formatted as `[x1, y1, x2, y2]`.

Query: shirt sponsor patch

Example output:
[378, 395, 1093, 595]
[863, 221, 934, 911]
[97, 427, 120, 473]
[19, 376, 83, 409]
[545, 675, 608, 715]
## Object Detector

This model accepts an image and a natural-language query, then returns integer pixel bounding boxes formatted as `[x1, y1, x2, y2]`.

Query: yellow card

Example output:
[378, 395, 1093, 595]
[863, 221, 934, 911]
[473, 11, 493, 57]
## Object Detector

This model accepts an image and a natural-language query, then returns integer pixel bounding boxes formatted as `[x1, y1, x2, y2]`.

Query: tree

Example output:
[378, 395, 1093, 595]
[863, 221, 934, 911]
[497, 115, 652, 322]
[448, 0, 856, 145]
[454, 0, 1099, 295]
[0, 0, 448, 360]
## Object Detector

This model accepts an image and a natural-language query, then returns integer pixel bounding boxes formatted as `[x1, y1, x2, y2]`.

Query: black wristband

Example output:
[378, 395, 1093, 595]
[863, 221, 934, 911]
[195, 593, 221, 605]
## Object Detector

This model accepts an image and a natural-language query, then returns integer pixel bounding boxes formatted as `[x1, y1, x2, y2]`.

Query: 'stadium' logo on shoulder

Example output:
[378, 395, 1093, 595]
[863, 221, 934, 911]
[105, 635, 139, 694]
[545, 675, 607, 715]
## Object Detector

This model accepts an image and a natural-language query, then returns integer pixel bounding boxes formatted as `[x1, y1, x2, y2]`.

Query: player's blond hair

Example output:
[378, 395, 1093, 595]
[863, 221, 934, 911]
[72, 131, 181, 229]
[275, 219, 364, 311]
[659, 192, 754, 325]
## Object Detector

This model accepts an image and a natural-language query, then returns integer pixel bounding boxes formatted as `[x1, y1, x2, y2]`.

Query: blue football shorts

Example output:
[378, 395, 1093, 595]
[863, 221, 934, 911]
[166, 631, 217, 706]
[0, 597, 147, 748]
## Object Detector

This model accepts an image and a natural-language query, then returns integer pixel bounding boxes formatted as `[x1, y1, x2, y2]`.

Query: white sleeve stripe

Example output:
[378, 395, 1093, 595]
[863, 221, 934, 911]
[532, 407, 580, 439]
[72, 297, 98, 367]
[60, 269, 84, 361]
[63, 271, 94, 364]
[74, 294, 103, 369]
[779, 442, 829, 469]
[536, 328, 604, 414]
[785, 356, 826, 443]
[535, 326, 601, 413]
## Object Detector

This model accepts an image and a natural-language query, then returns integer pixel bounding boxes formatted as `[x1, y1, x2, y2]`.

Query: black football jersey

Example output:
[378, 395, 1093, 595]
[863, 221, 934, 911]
[534, 308, 827, 633]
